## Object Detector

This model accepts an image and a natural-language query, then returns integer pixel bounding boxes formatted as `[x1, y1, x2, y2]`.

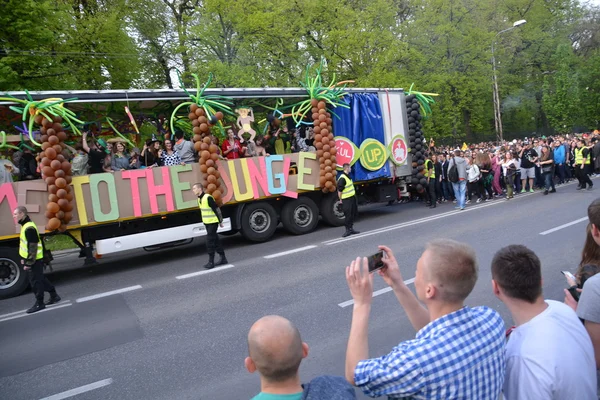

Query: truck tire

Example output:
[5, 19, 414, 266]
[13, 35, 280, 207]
[281, 197, 319, 235]
[0, 247, 29, 299]
[321, 193, 345, 227]
[240, 202, 278, 242]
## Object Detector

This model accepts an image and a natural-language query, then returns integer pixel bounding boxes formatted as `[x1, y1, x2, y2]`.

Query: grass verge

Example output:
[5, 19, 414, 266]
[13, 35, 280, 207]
[44, 235, 78, 251]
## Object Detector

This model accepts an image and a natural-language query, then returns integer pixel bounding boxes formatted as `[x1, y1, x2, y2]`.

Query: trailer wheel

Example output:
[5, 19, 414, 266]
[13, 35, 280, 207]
[321, 193, 345, 227]
[0, 248, 28, 299]
[240, 202, 278, 242]
[281, 197, 319, 235]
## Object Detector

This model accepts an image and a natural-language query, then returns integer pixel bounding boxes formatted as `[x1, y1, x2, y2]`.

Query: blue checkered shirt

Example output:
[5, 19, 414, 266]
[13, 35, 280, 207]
[354, 306, 506, 399]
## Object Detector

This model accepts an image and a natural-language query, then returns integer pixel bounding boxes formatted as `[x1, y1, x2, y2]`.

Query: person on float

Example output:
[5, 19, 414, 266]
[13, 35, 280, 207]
[337, 163, 359, 238]
[192, 183, 228, 269]
[13, 206, 60, 314]
[222, 129, 243, 160]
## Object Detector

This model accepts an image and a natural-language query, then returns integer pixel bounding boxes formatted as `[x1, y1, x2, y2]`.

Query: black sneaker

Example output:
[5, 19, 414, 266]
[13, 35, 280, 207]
[550, 189, 556, 193]
[342, 230, 351, 238]
[203, 262, 215, 270]
[45, 294, 61, 305]
[350, 229, 360, 235]
[26, 302, 45, 314]
[216, 255, 228, 266]
[544, 190, 548, 195]
[588, 185, 594, 191]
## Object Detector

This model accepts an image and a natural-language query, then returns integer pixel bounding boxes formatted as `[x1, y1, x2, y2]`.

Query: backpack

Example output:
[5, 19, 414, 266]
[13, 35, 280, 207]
[448, 161, 459, 183]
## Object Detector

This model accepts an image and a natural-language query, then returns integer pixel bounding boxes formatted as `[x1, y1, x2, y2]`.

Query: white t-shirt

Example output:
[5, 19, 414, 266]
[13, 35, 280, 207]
[503, 300, 597, 400]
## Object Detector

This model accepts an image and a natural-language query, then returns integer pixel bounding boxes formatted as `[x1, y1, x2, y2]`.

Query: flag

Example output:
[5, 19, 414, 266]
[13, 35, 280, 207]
[461, 142, 468, 151]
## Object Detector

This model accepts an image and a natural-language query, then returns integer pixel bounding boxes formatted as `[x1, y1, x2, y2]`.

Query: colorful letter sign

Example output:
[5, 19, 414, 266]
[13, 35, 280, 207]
[359, 139, 388, 171]
[334, 136, 360, 170]
[389, 134, 408, 166]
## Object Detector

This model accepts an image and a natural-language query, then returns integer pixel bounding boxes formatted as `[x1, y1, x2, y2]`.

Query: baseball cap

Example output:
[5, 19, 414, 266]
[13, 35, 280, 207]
[97, 138, 110, 153]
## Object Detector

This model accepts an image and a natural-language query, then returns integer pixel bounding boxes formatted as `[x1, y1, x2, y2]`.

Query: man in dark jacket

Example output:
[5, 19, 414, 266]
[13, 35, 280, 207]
[246, 315, 356, 400]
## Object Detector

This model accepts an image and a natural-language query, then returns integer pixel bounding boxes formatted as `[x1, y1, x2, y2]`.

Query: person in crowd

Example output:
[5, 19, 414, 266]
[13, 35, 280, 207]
[553, 139, 567, 185]
[192, 182, 227, 269]
[111, 141, 131, 171]
[502, 151, 518, 200]
[575, 139, 594, 190]
[82, 131, 110, 173]
[0, 155, 19, 184]
[424, 154, 437, 208]
[539, 145, 556, 195]
[174, 129, 196, 165]
[519, 141, 538, 193]
[291, 129, 309, 153]
[449, 149, 467, 210]
[466, 154, 481, 203]
[564, 224, 600, 296]
[129, 147, 141, 169]
[246, 315, 356, 400]
[491, 151, 503, 196]
[254, 136, 269, 157]
[65, 142, 89, 176]
[141, 138, 162, 168]
[269, 127, 291, 155]
[433, 154, 443, 203]
[477, 152, 494, 201]
[440, 153, 454, 202]
[491, 245, 596, 399]
[222, 129, 243, 160]
[344, 240, 505, 398]
[304, 127, 315, 148]
[13, 206, 61, 314]
[160, 138, 183, 166]
[103, 141, 114, 172]
[338, 163, 359, 237]
[533, 139, 544, 189]
[17, 148, 39, 181]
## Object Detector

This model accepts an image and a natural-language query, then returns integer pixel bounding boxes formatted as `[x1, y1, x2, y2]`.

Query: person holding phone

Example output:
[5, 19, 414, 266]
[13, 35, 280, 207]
[344, 240, 505, 399]
[337, 163, 359, 237]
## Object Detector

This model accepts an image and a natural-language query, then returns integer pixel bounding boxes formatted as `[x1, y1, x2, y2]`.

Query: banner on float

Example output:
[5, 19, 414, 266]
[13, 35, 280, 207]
[359, 138, 389, 171]
[334, 136, 361, 170]
[388, 134, 408, 166]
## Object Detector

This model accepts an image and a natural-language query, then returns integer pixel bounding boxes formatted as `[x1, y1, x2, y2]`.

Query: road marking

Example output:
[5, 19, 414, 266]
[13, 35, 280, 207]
[76, 285, 142, 303]
[539, 217, 588, 235]
[0, 302, 73, 323]
[264, 245, 318, 259]
[40, 378, 113, 400]
[338, 277, 415, 308]
[176, 264, 235, 279]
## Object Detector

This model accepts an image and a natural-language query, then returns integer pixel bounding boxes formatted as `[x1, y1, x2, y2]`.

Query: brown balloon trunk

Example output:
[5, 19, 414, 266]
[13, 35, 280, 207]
[312, 100, 337, 193]
[189, 104, 224, 205]
[39, 116, 73, 232]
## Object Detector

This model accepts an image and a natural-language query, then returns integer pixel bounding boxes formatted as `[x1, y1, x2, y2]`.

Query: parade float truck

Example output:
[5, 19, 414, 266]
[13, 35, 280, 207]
[0, 86, 418, 299]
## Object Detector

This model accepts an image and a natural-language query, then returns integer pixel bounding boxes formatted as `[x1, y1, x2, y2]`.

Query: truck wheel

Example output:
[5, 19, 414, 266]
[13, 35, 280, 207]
[0, 248, 29, 299]
[321, 193, 345, 227]
[281, 197, 319, 235]
[240, 202, 278, 242]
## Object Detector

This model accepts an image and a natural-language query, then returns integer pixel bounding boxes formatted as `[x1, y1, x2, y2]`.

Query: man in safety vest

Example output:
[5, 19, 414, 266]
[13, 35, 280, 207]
[574, 139, 594, 191]
[337, 163, 360, 238]
[192, 183, 228, 269]
[13, 206, 60, 314]
[424, 154, 437, 208]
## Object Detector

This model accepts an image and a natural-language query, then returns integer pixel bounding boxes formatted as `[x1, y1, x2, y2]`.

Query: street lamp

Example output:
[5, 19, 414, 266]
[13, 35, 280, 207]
[491, 19, 526, 143]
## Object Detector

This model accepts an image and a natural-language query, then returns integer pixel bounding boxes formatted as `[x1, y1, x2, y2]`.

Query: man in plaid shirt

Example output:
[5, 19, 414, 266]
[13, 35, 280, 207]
[344, 239, 505, 399]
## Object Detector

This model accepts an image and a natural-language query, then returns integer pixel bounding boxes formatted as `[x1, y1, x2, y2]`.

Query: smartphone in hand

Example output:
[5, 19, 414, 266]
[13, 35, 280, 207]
[367, 251, 385, 273]
[561, 271, 580, 302]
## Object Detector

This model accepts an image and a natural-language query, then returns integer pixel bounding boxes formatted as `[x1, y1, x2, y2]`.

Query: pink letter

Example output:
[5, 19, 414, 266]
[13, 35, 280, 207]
[247, 158, 270, 199]
[282, 158, 298, 199]
[146, 168, 175, 214]
[122, 169, 146, 217]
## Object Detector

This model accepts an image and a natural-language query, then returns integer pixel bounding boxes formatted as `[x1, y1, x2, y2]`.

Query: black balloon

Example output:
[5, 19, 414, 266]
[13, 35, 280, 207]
[412, 177, 419, 185]
[415, 151, 422, 158]
[416, 184, 423, 191]
[417, 159, 424, 165]
[416, 173, 424, 180]
[411, 111, 419, 117]
[420, 178, 427, 185]
[417, 165, 424, 172]
[411, 103, 420, 110]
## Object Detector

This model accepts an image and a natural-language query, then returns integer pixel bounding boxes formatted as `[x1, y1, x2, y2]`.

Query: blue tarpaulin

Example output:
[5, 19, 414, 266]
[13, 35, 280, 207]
[333, 93, 390, 182]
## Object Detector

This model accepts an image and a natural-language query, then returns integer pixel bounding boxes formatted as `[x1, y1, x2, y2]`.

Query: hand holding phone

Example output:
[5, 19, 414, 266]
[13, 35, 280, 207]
[561, 270, 577, 287]
[367, 251, 384, 273]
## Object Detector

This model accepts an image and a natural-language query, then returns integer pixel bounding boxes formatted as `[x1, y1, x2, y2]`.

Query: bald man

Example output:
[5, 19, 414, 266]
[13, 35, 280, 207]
[246, 315, 356, 400]
[344, 240, 506, 399]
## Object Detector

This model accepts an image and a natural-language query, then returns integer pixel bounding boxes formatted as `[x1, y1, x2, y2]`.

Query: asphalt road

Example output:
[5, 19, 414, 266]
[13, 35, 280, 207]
[0, 179, 596, 400]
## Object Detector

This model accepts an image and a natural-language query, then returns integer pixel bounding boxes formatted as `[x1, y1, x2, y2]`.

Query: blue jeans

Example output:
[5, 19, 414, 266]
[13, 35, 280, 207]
[442, 180, 454, 200]
[555, 164, 566, 184]
[452, 180, 467, 209]
[544, 172, 555, 191]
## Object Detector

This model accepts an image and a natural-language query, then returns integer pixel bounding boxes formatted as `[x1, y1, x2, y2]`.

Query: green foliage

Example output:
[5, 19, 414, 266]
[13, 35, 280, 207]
[1, 0, 599, 140]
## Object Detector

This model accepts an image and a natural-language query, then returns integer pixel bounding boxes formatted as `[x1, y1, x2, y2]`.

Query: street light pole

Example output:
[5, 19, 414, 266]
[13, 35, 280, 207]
[491, 20, 526, 143]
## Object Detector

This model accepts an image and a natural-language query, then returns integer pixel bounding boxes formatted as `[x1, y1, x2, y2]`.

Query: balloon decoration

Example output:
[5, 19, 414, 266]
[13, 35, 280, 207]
[170, 72, 234, 205]
[0, 93, 83, 232]
[405, 86, 438, 191]
[292, 60, 353, 192]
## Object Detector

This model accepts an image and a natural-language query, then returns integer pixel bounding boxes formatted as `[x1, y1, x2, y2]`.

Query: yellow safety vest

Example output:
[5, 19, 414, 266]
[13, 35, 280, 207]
[425, 160, 436, 179]
[19, 221, 44, 260]
[198, 195, 219, 224]
[338, 174, 356, 199]
[575, 148, 591, 165]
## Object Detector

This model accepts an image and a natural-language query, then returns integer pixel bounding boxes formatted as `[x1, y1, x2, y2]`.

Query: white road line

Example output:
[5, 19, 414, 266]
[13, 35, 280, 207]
[264, 245, 318, 259]
[338, 278, 415, 308]
[0, 301, 73, 320]
[0, 302, 73, 323]
[76, 285, 142, 303]
[539, 217, 588, 235]
[40, 378, 113, 400]
[176, 264, 235, 279]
